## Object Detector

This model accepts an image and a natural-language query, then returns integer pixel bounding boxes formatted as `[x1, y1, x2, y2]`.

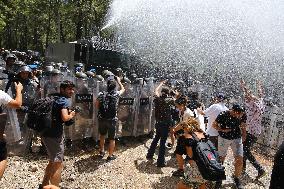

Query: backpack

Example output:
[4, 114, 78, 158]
[154, 96, 174, 121]
[27, 96, 57, 134]
[98, 92, 119, 119]
[191, 133, 226, 181]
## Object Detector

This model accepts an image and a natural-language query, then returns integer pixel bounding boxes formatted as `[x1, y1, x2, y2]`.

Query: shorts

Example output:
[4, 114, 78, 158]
[42, 136, 64, 162]
[183, 161, 206, 187]
[98, 119, 117, 140]
[218, 136, 243, 157]
[174, 136, 187, 155]
[0, 141, 7, 161]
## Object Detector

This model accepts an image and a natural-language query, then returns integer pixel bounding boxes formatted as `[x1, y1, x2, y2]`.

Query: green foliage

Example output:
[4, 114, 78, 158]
[0, 0, 111, 53]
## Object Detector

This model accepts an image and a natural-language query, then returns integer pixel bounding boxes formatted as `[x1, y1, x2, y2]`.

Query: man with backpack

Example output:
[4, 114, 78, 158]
[96, 76, 125, 161]
[212, 104, 246, 189]
[0, 82, 23, 179]
[39, 80, 77, 188]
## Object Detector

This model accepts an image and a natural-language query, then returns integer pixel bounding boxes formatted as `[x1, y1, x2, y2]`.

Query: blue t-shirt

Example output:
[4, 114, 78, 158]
[42, 96, 70, 138]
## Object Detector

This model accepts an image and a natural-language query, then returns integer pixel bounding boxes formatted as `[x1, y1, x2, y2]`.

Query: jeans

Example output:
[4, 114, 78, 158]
[270, 141, 284, 189]
[243, 132, 263, 172]
[147, 121, 171, 165]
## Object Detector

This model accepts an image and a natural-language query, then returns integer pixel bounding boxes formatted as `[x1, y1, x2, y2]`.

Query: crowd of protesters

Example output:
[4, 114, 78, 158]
[0, 47, 283, 189]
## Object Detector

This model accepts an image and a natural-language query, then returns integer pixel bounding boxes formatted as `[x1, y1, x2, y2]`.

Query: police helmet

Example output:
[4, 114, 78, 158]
[75, 62, 84, 68]
[95, 75, 104, 81]
[89, 68, 96, 73]
[17, 65, 32, 74]
[122, 77, 131, 84]
[86, 71, 95, 78]
[14, 61, 26, 66]
[129, 73, 138, 82]
[102, 70, 112, 77]
[51, 69, 62, 75]
[5, 53, 17, 61]
[45, 65, 54, 73]
[75, 72, 87, 79]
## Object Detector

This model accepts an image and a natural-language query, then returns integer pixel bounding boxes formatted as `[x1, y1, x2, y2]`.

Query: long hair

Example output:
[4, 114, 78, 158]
[179, 117, 203, 134]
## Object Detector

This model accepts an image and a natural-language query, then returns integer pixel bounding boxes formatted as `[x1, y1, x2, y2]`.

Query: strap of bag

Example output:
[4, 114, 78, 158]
[191, 132, 200, 142]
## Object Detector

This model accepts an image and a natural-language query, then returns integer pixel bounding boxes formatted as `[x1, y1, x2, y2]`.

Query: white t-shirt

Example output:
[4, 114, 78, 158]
[0, 90, 12, 106]
[194, 109, 206, 132]
[179, 108, 194, 122]
[204, 102, 229, 136]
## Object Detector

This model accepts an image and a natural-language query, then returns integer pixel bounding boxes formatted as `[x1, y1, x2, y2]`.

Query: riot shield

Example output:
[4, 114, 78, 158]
[91, 79, 100, 141]
[259, 104, 280, 155]
[133, 78, 155, 137]
[71, 77, 94, 141]
[41, 74, 63, 98]
[117, 82, 137, 137]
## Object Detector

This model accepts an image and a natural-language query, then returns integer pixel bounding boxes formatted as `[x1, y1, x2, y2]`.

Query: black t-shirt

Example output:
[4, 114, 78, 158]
[42, 96, 70, 138]
[154, 95, 175, 122]
[216, 111, 246, 140]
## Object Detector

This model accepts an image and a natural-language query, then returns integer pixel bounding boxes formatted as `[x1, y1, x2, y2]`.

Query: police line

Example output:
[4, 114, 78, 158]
[1, 75, 156, 154]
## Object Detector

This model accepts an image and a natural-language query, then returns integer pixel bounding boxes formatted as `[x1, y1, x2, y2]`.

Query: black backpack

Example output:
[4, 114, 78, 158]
[98, 92, 119, 119]
[27, 96, 57, 134]
[191, 133, 226, 181]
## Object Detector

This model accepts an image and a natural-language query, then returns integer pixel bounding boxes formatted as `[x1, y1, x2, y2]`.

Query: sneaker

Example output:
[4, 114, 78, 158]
[233, 176, 244, 189]
[157, 163, 167, 167]
[166, 143, 173, 148]
[98, 151, 105, 158]
[256, 170, 266, 180]
[107, 155, 117, 161]
[172, 169, 184, 177]
[214, 180, 222, 189]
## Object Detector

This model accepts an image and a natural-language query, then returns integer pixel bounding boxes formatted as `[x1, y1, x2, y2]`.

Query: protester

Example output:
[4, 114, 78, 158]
[176, 118, 208, 189]
[96, 76, 125, 161]
[212, 104, 246, 189]
[146, 80, 175, 167]
[240, 79, 266, 179]
[40, 80, 77, 188]
[172, 95, 195, 176]
[0, 82, 23, 179]
[269, 141, 284, 189]
[198, 93, 228, 148]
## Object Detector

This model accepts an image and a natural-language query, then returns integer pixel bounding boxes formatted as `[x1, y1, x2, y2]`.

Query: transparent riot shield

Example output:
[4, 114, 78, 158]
[259, 104, 280, 155]
[71, 77, 94, 141]
[91, 79, 100, 141]
[41, 74, 63, 98]
[0, 79, 21, 144]
[133, 78, 155, 137]
[117, 83, 137, 137]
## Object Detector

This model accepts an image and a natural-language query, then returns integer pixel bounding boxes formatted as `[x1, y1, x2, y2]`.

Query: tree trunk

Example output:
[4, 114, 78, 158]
[75, 0, 83, 40]
[46, 0, 51, 48]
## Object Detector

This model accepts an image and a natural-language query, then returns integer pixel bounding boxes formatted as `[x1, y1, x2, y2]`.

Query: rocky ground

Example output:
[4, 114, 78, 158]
[0, 137, 273, 189]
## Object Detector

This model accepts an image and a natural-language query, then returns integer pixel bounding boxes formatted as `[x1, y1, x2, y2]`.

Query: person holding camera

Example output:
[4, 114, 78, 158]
[0, 82, 23, 179]
[39, 80, 77, 188]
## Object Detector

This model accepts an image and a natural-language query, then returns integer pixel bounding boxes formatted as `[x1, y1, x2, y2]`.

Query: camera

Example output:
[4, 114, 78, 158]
[73, 106, 82, 113]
